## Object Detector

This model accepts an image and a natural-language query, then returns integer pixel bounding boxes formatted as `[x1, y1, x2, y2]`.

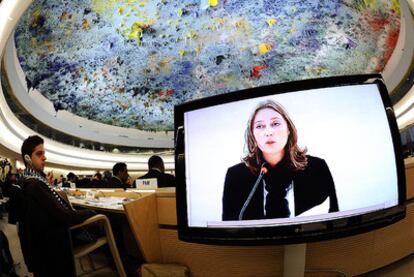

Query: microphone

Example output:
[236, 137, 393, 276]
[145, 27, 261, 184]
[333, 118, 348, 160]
[238, 163, 268, 220]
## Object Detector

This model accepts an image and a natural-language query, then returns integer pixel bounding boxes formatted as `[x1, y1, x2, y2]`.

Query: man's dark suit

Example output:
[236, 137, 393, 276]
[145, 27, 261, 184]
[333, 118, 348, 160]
[222, 155, 339, 220]
[105, 176, 128, 189]
[139, 169, 176, 188]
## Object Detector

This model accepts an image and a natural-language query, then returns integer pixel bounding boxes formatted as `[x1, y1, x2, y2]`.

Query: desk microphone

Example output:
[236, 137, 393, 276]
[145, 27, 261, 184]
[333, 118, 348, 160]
[238, 163, 268, 220]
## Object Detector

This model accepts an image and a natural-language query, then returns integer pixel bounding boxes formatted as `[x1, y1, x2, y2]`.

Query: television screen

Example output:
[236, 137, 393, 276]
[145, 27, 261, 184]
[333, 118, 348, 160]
[174, 74, 406, 244]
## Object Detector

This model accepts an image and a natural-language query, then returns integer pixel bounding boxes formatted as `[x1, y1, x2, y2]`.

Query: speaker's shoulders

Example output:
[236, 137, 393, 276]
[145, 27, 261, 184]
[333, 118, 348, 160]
[226, 162, 250, 174]
[306, 155, 327, 165]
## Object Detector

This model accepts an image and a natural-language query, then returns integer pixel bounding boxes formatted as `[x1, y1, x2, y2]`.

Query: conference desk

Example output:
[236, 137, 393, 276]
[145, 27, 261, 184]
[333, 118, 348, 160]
[68, 196, 126, 213]
[66, 189, 151, 212]
[64, 164, 414, 277]
[66, 189, 151, 271]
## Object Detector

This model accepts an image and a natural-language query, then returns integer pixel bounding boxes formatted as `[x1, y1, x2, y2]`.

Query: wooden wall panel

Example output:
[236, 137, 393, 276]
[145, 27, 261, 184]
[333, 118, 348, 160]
[142, 164, 414, 276]
[306, 204, 414, 275]
[123, 194, 162, 263]
[371, 205, 414, 268]
[156, 204, 414, 277]
[306, 231, 376, 276]
[160, 229, 284, 277]
[405, 162, 414, 199]
[157, 197, 177, 226]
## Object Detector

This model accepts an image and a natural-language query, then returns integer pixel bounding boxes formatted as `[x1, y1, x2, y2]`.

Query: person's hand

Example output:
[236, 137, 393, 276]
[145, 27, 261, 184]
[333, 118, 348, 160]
[47, 170, 54, 185]
[127, 176, 133, 186]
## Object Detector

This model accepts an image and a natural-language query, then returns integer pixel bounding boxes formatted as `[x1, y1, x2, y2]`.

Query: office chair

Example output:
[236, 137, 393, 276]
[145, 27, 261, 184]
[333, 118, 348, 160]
[70, 214, 127, 277]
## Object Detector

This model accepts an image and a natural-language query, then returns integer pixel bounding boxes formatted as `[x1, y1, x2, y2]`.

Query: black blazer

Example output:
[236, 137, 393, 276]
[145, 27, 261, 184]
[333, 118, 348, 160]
[105, 176, 128, 189]
[139, 169, 176, 188]
[222, 155, 339, 220]
[19, 178, 95, 276]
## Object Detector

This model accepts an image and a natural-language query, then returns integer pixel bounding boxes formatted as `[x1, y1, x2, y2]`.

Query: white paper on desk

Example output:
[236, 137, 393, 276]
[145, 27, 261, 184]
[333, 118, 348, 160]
[86, 191, 96, 199]
[96, 197, 125, 207]
[136, 178, 158, 190]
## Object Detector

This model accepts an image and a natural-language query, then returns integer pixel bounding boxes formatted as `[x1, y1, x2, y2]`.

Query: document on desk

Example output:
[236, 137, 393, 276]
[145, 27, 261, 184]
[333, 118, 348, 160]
[69, 196, 126, 210]
[95, 197, 126, 208]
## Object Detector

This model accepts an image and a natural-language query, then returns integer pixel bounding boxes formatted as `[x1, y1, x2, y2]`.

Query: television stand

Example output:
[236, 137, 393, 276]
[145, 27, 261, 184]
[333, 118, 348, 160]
[284, 243, 306, 277]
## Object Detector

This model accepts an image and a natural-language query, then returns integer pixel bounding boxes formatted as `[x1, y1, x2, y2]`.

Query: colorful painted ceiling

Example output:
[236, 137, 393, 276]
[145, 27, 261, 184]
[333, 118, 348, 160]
[14, 0, 400, 131]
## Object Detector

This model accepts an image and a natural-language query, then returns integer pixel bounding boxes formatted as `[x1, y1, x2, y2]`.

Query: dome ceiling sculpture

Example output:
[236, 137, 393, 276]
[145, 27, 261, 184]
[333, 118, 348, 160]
[14, 0, 400, 132]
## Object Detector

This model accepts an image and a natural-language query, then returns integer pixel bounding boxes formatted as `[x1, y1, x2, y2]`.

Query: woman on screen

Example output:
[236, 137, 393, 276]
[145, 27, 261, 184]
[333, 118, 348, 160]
[222, 100, 339, 220]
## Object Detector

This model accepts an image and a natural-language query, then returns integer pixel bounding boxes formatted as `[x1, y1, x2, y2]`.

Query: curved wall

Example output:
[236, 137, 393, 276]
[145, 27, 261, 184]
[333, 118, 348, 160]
[3, 37, 174, 148]
[394, 0, 414, 129]
[0, 1, 175, 171]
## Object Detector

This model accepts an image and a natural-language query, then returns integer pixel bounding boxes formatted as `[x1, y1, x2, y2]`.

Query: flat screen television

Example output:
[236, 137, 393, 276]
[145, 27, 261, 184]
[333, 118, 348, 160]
[174, 74, 406, 244]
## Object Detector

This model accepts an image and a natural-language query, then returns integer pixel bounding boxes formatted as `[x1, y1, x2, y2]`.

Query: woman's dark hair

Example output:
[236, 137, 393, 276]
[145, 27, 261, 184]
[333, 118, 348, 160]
[21, 135, 44, 167]
[243, 100, 307, 174]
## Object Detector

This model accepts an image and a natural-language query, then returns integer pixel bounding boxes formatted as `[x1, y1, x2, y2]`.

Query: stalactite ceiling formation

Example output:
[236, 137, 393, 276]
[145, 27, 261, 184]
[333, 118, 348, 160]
[14, 0, 400, 131]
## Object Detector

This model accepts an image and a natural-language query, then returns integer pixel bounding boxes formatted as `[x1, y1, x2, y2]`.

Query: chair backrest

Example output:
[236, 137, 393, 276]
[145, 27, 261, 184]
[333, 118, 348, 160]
[70, 214, 127, 277]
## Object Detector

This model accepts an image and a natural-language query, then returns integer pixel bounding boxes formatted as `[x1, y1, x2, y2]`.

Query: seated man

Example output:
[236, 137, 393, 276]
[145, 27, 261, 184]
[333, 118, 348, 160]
[89, 172, 104, 188]
[66, 172, 78, 188]
[7, 174, 22, 225]
[106, 162, 129, 189]
[139, 155, 175, 188]
[18, 135, 96, 277]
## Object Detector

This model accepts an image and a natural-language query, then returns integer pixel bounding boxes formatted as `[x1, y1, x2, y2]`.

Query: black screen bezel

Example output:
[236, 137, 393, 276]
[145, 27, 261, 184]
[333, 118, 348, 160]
[174, 74, 406, 245]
